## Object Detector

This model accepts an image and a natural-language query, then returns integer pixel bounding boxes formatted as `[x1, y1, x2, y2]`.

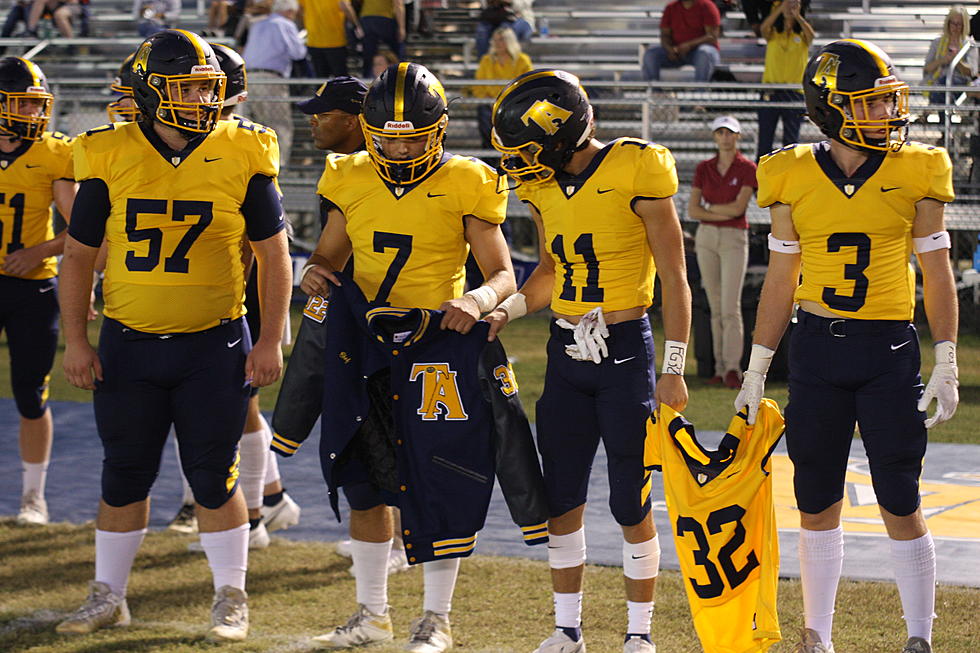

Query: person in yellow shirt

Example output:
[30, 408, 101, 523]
[756, 0, 813, 160]
[473, 26, 531, 149]
[300, 0, 362, 78]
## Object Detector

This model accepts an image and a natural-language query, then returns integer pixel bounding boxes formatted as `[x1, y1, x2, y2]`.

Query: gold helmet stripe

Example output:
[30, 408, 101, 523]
[174, 29, 208, 66]
[492, 69, 570, 117]
[840, 38, 892, 78]
[16, 58, 41, 87]
[393, 61, 410, 122]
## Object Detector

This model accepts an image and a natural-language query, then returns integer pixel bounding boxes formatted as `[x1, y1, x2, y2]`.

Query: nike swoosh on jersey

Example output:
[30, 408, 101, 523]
[227, 338, 242, 348]
[204, 157, 222, 163]
[891, 340, 911, 350]
[614, 357, 636, 364]
[25, 164, 41, 169]
[597, 188, 614, 194]
[880, 186, 900, 192]
[39, 285, 54, 293]
[427, 192, 446, 198]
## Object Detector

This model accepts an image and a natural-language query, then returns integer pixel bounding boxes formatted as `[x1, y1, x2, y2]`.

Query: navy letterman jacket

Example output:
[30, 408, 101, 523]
[272, 274, 550, 564]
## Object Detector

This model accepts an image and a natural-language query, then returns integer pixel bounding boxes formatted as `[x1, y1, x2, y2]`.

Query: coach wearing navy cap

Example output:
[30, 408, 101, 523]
[298, 76, 367, 153]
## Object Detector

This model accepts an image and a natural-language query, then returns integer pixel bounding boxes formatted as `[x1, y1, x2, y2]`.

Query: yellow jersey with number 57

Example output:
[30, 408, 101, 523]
[73, 119, 279, 333]
[515, 138, 678, 316]
[0, 131, 73, 280]
[646, 400, 785, 653]
[757, 141, 953, 320]
[317, 151, 506, 309]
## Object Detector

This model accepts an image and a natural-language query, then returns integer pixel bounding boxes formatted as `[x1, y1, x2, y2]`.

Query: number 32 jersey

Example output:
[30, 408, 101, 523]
[757, 141, 953, 321]
[72, 120, 279, 333]
[516, 138, 677, 316]
[646, 400, 785, 653]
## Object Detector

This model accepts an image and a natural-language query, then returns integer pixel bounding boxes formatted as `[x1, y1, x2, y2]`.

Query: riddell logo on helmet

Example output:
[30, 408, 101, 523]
[384, 120, 415, 130]
[191, 65, 216, 74]
[874, 75, 897, 87]
[26, 86, 45, 93]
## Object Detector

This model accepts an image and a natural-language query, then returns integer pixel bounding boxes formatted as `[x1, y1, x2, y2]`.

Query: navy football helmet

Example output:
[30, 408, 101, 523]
[0, 57, 52, 141]
[211, 42, 247, 108]
[491, 69, 593, 184]
[107, 53, 139, 122]
[804, 39, 909, 152]
[131, 29, 226, 135]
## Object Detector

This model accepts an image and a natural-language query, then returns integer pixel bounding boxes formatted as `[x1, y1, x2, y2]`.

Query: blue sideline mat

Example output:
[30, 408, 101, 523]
[1, 399, 978, 587]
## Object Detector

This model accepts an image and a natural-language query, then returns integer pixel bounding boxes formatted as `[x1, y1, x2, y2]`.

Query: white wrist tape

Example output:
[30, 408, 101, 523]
[768, 233, 801, 254]
[623, 535, 661, 580]
[463, 285, 498, 313]
[934, 340, 957, 367]
[913, 231, 951, 253]
[662, 340, 687, 376]
[300, 262, 317, 283]
[547, 527, 587, 570]
[746, 344, 776, 376]
[703, 201, 712, 211]
[496, 292, 527, 320]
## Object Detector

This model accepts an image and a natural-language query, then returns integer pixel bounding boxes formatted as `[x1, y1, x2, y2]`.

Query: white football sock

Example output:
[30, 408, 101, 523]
[626, 600, 654, 635]
[95, 528, 147, 596]
[174, 435, 194, 504]
[799, 526, 843, 646]
[238, 429, 270, 510]
[891, 532, 936, 643]
[264, 448, 280, 486]
[554, 592, 583, 629]
[351, 538, 391, 615]
[200, 523, 249, 591]
[422, 558, 460, 615]
[22, 461, 48, 497]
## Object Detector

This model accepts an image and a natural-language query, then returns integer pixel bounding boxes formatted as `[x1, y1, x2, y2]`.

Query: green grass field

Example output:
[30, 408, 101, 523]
[1, 305, 978, 651]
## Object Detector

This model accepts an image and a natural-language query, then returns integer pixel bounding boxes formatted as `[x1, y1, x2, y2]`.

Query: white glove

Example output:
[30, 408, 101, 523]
[734, 370, 766, 425]
[558, 307, 609, 364]
[918, 341, 959, 428]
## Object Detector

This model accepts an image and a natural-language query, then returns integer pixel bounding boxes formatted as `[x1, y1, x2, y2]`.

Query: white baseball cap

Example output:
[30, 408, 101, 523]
[711, 116, 741, 133]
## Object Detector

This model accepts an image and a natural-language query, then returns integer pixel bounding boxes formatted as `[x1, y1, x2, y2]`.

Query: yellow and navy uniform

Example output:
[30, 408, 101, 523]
[646, 400, 785, 653]
[317, 150, 506, 309]
[72, 119, 279, 333]
[0, 131, 73, 280]
[516, 137, 678, 316]
[757, 140, 953, 320]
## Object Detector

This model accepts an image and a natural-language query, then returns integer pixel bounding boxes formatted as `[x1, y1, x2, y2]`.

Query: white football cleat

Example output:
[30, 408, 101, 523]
[623, 635, 656, 652]
[17, 490, 48, 525]
[206, 585, 249, 642]
[534, 628, 586, 653]
[56, 581, 130, 634]
[311, 604, 393, 648]
[404, 611, 452, 652]
[167, 502, 197, 533]
[260, 491, 301, 532]
[794, 628, 835, 653]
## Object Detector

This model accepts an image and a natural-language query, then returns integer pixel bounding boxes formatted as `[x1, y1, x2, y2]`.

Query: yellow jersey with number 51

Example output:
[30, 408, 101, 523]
[317, 151, 507, 309]
[515, 138, 678, 316]
[72, 119, 279, 333]
[757, 141, 953, 321]
[0, 131, 73, 280]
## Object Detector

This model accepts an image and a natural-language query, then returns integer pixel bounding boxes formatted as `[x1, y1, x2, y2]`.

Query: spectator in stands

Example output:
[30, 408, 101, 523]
[417, 0, 445, 37]
[134, 0, 181, 37]
[21, 0, 88, 38]
[923, 5, 977, 105]
[243, 0, 308, 168]
[301, 0, 362, 78]
[756, 0, 812, 160]
[687, 115, 756, 389]
[642, 0, 721, 82]
[475, 0, 533, 58]
[359, 0, 405, 78]
[371, 48, 398, 77]
[472, 26, 531, 149]
[1, 2, 32, 40]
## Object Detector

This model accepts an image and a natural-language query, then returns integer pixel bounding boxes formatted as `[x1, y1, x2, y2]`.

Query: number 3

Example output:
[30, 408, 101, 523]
[676, 504, 760, 600]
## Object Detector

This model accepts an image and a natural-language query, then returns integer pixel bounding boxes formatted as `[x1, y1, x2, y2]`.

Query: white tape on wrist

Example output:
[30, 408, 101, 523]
[934, 340, 957, 367]
[463, 285, 499, 314]
[913, 231, 951, 253]
[300, 262, 317, 283]
[746, 344, 776, 376]
[662, 340, 687, 376]
[496, 292, 527, 320]
[767, 233, 801, 254]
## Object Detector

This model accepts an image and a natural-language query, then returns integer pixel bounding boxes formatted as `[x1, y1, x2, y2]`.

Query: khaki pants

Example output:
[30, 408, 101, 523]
[695, 223, 748, 376]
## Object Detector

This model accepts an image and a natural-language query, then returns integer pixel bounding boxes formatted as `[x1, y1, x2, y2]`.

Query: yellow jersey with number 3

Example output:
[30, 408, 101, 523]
[317, 151, 507, 309]
[0, 131, 73, 280]
[72, 119, 279, 333]
[757, 141, 953, 320]
[646, 400, 784, 653]
[515, 138, 678, 316]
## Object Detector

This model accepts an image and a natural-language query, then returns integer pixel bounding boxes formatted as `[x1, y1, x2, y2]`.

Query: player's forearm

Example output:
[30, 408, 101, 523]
[658, 270, 692, 344]
[58, 236, 98, 345]
[34, 230, 67, 258]
[480, 268, 517, 305]
[516, 264, 555, 315]
[919, 252, 958, 344]
[752, 263, 798, 350]
[253, 233, 293, 348]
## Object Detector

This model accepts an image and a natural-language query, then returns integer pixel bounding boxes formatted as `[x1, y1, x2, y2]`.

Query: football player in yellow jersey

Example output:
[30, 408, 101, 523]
[487, 69, 692, 653]
[106, 52, 139, 123]
[735, 40, 958, 653]
[299, 62, 515, 652]
[0, 57, 75, 527]
[56, 30, 292, 642]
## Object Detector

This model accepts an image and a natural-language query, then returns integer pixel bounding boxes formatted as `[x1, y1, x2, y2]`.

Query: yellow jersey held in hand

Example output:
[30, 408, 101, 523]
[317, 151, 507, 309]
[0, 131, 73, 280]
[757, 141, 953, 320]
[516, 138, 678, 316]
[646, 400, 785, 653]
[73, 120, 280, 333]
